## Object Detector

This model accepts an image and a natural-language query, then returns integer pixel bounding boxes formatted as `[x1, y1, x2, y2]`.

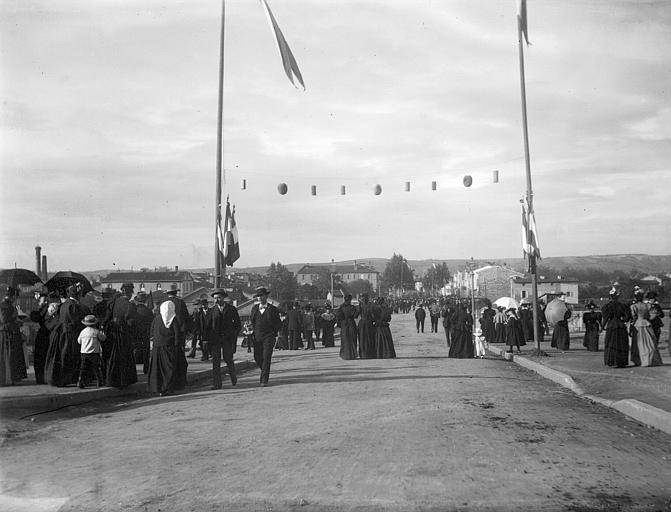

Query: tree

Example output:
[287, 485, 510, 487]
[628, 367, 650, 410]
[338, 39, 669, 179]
[266, 262, 297, 302]
[421, 262, 451, 294]
[381, 253, 414, 294]
[311, 266, 344, 298]
[344, 279, 374, 298]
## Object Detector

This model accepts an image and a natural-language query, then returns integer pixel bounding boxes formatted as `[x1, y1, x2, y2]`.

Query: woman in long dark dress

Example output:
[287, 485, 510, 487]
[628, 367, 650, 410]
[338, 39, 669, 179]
[30, 292, 52, 384]
[493, 307, 507, 344]
[480, 303, 496, 345]
[335, 295, 358, 360]
[147, 301, 180, 396]
[357, 294, 376, 359]
[45, 286, 87, 387]
[320, 305, 337, 348]
[374, 298, 396, 359]
[448, 303, 474, 359]
[551, 304, 572, 351]
[103, 285, 138, 389]
[602, 288, 631, 368]
[0, 287, 26, 386]
[505, 308, 524, 353]
[582, 303, 602, 352]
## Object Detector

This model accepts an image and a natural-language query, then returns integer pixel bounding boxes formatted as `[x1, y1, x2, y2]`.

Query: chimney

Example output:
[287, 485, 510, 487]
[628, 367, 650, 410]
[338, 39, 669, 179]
[35, 246, 42, 277]
[175, 265, 179, 272]
[42, 255, 48, 281]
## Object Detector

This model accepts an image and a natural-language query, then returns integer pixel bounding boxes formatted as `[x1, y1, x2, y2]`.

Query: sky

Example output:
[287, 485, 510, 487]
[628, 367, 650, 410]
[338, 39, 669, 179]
[1, 0, 670, 273]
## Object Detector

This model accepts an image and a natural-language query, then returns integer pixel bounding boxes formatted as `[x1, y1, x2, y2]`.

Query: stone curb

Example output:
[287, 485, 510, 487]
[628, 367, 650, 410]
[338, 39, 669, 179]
[0, 358, 257, 412]
[486, 345, 671, 435]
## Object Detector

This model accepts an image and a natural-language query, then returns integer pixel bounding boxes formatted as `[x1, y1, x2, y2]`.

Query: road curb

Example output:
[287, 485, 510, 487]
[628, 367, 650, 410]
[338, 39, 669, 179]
[487, 346, 671, 435]
[0, 358, 257, 412]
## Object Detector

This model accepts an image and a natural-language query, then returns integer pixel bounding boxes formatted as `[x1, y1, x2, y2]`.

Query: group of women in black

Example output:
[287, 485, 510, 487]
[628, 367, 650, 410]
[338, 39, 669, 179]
[335, 294, 396, 360]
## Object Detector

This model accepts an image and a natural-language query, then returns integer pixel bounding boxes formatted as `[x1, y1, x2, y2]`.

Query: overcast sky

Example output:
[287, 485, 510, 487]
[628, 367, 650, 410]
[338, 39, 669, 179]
[2, 0, 670, 272]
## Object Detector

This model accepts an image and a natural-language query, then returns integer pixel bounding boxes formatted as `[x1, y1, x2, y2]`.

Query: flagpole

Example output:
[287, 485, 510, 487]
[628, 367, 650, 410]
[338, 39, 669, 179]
[517, 4, 542, 355]
[214, 0, 226, 289]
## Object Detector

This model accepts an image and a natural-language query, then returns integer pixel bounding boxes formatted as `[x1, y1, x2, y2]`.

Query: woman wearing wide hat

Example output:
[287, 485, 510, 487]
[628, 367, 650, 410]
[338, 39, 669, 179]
[602, 288, 632, 368]
[582, 302, 602, 352]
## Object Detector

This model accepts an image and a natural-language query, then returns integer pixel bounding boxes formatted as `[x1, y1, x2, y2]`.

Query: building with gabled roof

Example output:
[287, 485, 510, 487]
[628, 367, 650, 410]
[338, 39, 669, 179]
[100, 266, 195, 295]
[295, 261, 380, 290]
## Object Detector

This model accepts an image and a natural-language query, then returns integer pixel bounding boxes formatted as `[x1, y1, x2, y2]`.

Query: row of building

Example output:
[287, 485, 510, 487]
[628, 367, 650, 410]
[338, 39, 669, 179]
[97, 261, 585, 306]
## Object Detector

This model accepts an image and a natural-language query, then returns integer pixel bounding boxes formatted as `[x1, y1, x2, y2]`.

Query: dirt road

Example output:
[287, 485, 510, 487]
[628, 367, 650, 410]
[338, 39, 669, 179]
[1, 312, 670, 511]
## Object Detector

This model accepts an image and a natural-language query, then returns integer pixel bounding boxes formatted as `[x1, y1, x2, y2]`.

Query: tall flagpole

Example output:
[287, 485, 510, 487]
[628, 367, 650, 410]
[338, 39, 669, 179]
[214, 0, 226, 288]
[517, 3, 542, 355]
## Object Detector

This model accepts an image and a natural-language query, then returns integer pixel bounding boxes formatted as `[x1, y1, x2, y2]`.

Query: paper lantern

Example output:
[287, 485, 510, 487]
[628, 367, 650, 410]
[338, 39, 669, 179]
[311, 185, 317, 196]
[241, 179, 247, 190]
[493, 170, 499, 183]
[278, 183, 288, 195]
[405, 181, 411, 192]
[341, 185, 346, 195]
[373, 184, 382, 195]
[463, 175, 473, 187]
[431, 181, 437, 191]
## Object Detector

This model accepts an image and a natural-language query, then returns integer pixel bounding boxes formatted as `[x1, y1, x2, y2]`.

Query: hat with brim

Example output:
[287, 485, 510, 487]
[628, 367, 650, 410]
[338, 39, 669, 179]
[253, 287, 270, 297]
[211, 288, 228, 298]
[166, 284, 180, 295]
[82, 314, 98, 326]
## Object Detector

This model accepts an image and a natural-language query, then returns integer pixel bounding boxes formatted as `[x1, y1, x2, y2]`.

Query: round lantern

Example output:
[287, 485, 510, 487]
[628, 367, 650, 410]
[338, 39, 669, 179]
[463, 175, 473, 187]
[373, 184, 382, 195]
[278, 183, 288, 195]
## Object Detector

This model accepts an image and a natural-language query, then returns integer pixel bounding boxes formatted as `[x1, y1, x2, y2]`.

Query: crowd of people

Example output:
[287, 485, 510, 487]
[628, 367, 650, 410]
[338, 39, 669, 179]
[0, 282, 667, 391]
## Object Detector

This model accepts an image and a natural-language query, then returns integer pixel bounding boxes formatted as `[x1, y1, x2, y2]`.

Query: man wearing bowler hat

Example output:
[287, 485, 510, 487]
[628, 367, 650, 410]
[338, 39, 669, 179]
[205, 289, 241, 389]
[249, 287, 282, 387]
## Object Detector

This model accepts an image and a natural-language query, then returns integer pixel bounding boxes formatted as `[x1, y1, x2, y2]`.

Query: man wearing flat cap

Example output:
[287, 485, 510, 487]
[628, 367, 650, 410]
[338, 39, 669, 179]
[205, 289, 241, 389]
[249, 287, 282, 387]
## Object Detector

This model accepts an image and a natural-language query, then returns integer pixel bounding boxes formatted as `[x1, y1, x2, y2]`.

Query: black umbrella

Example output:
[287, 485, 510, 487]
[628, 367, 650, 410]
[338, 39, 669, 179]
[45, 271, 94, 295]
[0, 268, 43, 287]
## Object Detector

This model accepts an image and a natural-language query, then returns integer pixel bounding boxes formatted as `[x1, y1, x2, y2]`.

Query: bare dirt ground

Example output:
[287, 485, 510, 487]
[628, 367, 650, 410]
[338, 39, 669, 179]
[1, 313, 670, 512]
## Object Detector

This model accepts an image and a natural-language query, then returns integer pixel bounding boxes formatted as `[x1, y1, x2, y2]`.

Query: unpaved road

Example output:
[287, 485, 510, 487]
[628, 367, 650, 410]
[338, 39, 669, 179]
[1, 312, 670, 512]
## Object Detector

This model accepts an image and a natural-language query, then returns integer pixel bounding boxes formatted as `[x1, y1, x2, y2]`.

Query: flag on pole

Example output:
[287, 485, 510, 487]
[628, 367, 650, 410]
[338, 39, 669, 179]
[259, 0, 305, 89]
[521, 201, 541, 259]
[518, 0, 530, 45]
[217, 200, 240, 267]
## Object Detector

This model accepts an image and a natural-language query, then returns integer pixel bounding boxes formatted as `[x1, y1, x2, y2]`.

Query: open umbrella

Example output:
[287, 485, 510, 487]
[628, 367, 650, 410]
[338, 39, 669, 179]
[45, 271, 93, 295]
[545, 298, 569, 326]
[0, 268, 43, 287]
[494, 297, 519, 310]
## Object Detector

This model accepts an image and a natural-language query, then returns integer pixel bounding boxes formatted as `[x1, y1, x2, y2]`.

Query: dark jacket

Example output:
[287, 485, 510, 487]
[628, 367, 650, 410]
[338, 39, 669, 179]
[206, 304, 241, 346]
[415, 307, 426, 321]
[250, 303, 282, 341]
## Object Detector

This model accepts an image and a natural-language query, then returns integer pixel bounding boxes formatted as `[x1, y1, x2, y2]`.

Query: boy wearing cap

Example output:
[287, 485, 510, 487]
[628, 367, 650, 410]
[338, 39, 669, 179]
[77, 315, 106, 388]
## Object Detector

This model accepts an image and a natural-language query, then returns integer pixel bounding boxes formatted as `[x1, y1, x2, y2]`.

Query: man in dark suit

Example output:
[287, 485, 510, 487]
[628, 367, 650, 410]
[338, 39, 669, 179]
[286, 301, 303, 350]
[249, 287, 282, 387]
[206, 289, 241, 389]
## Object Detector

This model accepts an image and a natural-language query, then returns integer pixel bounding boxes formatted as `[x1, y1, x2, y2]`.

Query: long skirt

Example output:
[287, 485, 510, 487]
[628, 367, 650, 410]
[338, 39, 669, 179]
[604, 328, 629, 368]
[339, 323, 358, 360]
[551, 321, 570, 350]
[0, 330, 14, 385]
[322, 325, 335, 347]
[494, 324, 506, 343]
[105, 326, 138, 389]
[633, 326, 663, 367]
[44, 326, 80, 387]
[374, 324, 396, 359]
[583, 327, 600, 352]
[33, 327, 50, 384]
[147, 345, 176, 394]
[358, 321, 376, 359]
[448, 329, 474, 359]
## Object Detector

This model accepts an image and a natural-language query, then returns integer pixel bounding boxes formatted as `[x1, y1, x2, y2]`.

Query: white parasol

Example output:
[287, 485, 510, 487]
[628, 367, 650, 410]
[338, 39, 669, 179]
[494, 297, 519, 310]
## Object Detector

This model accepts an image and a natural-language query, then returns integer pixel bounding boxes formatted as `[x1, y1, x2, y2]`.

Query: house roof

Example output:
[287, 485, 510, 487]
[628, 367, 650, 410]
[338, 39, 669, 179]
[101, 271, 194, 283]
[512, 275, 580, 284]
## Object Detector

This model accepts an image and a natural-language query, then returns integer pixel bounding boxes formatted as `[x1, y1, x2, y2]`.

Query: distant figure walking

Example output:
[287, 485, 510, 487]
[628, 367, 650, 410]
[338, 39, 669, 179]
[320, 305, 337, 348]
[448, 302, 474, 359]
[630, 290, 662, 367]
[415, 304, 426, 334]
[336, 295, 358, 360]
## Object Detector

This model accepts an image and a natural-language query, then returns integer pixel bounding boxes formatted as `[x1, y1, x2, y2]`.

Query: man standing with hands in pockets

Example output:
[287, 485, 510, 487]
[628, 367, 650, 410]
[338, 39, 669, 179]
[206, 289, 241, 389]
[249, 287, 282, 387]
